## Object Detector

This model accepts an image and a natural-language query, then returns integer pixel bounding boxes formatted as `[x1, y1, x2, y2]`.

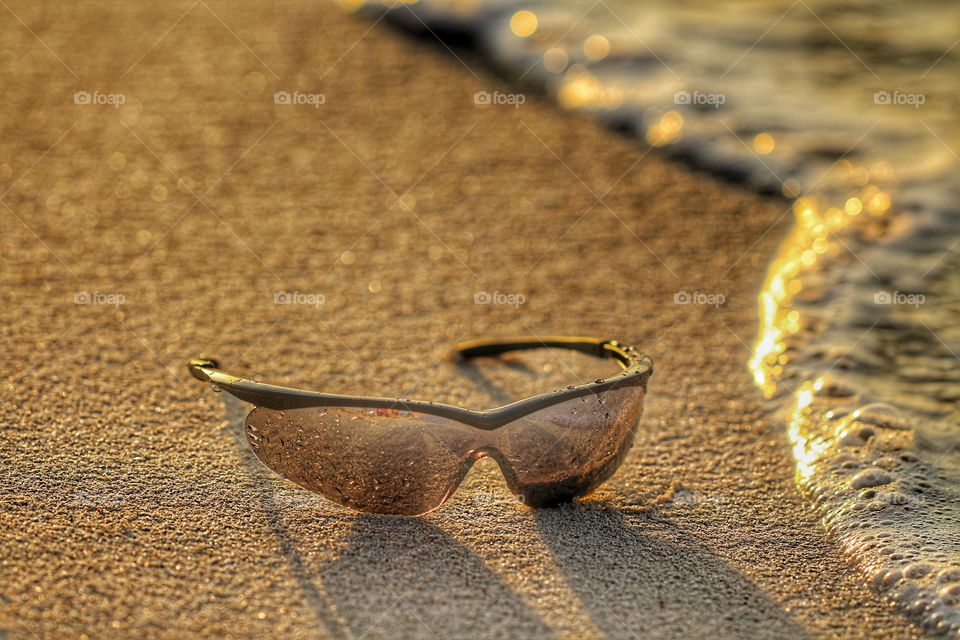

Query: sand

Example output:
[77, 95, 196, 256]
[0, 1, 925, 638]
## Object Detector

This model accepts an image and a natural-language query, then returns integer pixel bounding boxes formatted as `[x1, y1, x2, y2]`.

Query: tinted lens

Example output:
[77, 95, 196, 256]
[245, 406, 480, 515]
[493, 384, 645, 507]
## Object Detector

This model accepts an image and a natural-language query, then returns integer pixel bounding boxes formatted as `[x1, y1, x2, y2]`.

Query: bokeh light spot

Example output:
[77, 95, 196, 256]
[510, 10, 537, 38]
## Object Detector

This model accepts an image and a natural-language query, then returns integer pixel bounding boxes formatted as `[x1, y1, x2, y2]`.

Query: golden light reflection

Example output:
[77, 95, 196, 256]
[510, 10, 538, 38]
[748, 177, 894, 399]
[646, 111, 684, 146]
[753, 133, 775, 155]
[558, 72, 624, 109]
[583, 35, 610, 61]
[825, 207, 844, 229]
[750, 176, 895, 478]
[789, 379, 831, 481]
[868, 191, 891, 215]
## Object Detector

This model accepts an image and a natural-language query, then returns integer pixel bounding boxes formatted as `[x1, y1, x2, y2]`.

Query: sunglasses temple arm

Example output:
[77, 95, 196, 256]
[188, 358, 221, 382]
[452, 336, 633, 368]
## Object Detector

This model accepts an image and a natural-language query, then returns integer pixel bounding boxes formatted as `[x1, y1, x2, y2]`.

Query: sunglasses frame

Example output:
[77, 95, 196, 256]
[188, 336, 652, 430]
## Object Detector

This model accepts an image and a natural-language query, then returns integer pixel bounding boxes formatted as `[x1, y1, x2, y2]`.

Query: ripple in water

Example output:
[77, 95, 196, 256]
[354, 0, 960, 633]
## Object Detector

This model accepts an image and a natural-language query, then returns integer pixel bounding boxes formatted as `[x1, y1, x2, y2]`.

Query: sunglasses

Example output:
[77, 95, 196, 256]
[188, 336, 652, 515]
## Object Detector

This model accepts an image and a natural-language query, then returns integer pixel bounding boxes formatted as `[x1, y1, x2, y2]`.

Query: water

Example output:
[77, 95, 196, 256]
[355, 0, 960, 633]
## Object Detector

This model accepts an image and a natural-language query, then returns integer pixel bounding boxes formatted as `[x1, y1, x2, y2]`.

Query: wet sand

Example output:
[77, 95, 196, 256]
[0, 1, 924, 638]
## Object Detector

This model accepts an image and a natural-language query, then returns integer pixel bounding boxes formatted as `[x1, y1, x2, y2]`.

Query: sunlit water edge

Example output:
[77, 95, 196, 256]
[353, 0, 960, 634]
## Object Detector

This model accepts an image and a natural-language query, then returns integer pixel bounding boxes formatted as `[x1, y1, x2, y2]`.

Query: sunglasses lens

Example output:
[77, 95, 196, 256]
[494, 384, 645, 506]
[245, 407, 477, 515]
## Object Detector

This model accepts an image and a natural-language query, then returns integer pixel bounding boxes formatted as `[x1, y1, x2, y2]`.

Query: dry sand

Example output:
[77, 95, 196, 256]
[0, 1, 925, 638]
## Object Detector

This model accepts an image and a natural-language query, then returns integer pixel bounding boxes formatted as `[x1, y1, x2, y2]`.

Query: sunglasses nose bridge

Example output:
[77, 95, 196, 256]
[467, 445, 498, 461]
[464, 445, 524, 492]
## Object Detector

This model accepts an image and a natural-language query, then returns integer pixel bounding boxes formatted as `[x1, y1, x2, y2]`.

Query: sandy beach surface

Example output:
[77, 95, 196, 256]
[0, 2, 926, 638]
